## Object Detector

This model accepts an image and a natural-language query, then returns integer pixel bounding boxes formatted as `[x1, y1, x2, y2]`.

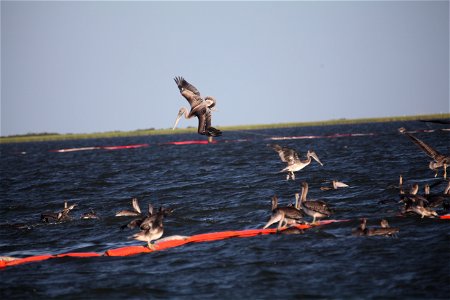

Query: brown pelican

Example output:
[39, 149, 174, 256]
[115, 198, 142, 217]
[400, 184, 438, 218]
[173, 76, 222, 137]
[423, 181, 450, 209]
[320, 180, 349, 191]
[131, 206, 172, 249]
[263, 195, 304, 229]
[353, 218, 399, 237]
[80, 209, 99, 220]
[41, 201, 77, 223]
[398, 127, 449, 178]
[298, 182, 331, 224]
[268, 144, 323, 180]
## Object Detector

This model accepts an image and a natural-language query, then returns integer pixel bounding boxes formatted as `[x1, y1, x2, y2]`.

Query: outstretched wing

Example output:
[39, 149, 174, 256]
[174, 76, 200, 95]
[269, 144, 300, 166]
[404, 132, 442, 160]
[174, 76, 204, 109]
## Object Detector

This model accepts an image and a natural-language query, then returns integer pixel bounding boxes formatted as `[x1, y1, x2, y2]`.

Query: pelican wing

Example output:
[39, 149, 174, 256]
[174, 76, 203, 108]
[132, 198, 141, 214]
[174, 76, 200, 95]
[269, 144, 299, 166]
[404, 132, 442, 160]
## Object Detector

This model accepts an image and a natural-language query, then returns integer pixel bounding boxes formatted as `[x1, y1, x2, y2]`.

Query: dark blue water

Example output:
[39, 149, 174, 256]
[1, 121, 449, 299]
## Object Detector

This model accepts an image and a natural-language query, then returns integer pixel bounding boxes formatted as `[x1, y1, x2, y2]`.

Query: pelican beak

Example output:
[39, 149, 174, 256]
[172, 110, 184, 130]
[311, 152, 323, 166]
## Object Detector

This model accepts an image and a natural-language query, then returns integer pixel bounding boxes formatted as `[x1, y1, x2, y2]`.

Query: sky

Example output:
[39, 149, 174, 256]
[1, 0, 449, 136]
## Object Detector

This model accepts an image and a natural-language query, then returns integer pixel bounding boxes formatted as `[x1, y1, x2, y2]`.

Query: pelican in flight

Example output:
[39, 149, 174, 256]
[173, 76, 222, 137]
[268, 144, 323, 180]
[398, 127, 449, 178]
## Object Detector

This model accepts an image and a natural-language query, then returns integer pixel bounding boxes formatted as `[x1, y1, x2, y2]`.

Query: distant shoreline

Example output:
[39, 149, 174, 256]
[1, 113, 449, 144]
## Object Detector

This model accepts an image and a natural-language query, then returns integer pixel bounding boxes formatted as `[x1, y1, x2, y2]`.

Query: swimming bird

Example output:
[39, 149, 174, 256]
[115, 198, 142, 217]
[263, 195, 304, 230]
[268, 144, 323, 180]
[298, 182, 331, 224]
[353, 218, 399, 237]
[423, 181, 450, 210]
[320, 180, 349, 191]
[80, 209, 99, 220]
[400, 185, 438, 218]
[41, 201, 77, 223]
[173, 76, 222, 137]
[398, 127, 449, 178]
[131, 206, 172, 249]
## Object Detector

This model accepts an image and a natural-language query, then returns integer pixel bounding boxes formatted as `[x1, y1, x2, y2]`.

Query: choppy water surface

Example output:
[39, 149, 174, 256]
[1, 121, 449, 299]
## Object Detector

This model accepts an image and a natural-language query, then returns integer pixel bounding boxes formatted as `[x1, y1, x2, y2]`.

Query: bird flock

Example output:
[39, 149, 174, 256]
[30, 77, 450, 249]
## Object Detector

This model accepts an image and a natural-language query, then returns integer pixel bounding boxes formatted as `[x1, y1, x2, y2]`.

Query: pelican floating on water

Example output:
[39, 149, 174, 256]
[320, 180, 349, 191]
[41, 201, 77, 223]
[173, 76, 222, 137]
[263, 195, 304, 230]
[298, 182, 331, 224]
[269, 144, 323, 180]
[398, 127, 449, 178]
[352, 218, 399, 237]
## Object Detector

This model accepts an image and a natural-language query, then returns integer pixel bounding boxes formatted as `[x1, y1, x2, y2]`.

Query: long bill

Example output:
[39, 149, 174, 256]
[310, 152, 323, 166]
[172, 108, 186, 130]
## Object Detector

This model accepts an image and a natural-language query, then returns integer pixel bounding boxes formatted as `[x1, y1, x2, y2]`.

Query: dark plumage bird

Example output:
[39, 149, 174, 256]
[268, 144, 323, 180]
[398, 127, 449, 178]
[263, 195, 304, 229]
[80, 209, 99, 220]
[131, 206, 173, 249]
[298, 182, 331, 224]
[173, 76, 222, 137]
[41, 201, 76, 223]
[352, 218, 399, 237]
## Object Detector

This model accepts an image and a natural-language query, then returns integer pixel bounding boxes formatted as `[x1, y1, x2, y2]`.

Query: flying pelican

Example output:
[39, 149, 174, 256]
[263, 195, 304, 230]
[298, 182, 331, 224]
[173, 76, 222, 137]
[398, 127, 449, 178]
[268, 144, 323, 180]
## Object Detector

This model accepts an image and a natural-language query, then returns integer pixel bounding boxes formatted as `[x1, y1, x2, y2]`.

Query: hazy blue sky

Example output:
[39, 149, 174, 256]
[1, 1, 449, 136]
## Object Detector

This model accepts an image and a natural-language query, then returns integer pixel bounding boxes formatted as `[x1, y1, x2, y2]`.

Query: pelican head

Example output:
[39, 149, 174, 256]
[307, 150, 323, 166]
[172, 107, 188, 130]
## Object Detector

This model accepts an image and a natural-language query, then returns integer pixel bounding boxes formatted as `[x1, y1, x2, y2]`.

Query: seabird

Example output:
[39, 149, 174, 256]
[268, 144, 323, 180]
[173, 76, 222, 137]
[298, 182, 331, 224]
[263, 195, 304, 229]
[131, 206, 172, 249]
[41, 201, 76, 223]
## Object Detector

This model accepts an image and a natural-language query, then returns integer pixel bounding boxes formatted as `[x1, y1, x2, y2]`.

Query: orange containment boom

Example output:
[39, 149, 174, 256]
[1, 220, 349, 269]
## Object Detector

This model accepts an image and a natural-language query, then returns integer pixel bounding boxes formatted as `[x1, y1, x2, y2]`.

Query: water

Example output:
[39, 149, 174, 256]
[1, 121, 449, 299]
